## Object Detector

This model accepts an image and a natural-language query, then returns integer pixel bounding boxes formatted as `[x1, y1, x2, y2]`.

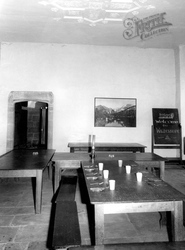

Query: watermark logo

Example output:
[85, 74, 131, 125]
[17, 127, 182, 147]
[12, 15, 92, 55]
[123, 12, 172, 40]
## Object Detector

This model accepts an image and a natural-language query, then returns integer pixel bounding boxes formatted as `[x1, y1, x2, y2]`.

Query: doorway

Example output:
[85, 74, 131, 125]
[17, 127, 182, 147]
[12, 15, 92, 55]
[14, 101, 48, 149]
[7, 91, 54, 152]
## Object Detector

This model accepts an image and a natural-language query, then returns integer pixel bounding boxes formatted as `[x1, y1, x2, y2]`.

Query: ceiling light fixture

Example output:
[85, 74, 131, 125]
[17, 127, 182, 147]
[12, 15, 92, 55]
[38, 0, 155, 26]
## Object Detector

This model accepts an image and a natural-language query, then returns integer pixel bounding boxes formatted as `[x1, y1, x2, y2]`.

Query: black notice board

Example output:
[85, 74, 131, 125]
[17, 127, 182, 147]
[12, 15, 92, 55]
[152, 108, 181, 144]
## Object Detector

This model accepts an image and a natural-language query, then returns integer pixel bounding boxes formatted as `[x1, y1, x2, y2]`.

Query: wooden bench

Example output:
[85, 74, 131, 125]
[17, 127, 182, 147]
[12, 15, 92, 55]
[52, 201, 81, 249]
[56, 175, 78, 202]
[52, 175, 81, 249]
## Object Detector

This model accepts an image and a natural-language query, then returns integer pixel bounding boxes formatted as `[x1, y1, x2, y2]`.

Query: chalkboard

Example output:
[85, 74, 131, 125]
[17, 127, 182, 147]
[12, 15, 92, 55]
[152, 108, 181, 144]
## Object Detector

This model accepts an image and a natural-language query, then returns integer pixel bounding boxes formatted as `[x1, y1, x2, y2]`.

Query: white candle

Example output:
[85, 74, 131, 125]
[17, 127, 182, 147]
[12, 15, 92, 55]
[92, 135, 95, 149]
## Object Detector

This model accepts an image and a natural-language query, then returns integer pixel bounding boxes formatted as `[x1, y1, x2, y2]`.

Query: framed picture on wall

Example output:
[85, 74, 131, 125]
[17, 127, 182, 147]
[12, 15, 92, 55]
[94, 97, 136, 127]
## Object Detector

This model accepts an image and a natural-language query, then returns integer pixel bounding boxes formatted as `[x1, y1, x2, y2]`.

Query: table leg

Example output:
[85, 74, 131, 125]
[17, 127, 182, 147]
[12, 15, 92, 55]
[36, 170, 43, 214]
[94, 204, 104, 245]
[171, 200, 184, 241]
[47, 161, 52, 180]
[54, 162, 61, 193]
[159, 160, 165, 180]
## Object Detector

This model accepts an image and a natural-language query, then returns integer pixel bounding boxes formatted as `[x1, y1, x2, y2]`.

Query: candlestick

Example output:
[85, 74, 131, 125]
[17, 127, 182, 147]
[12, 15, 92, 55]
[91, 134, 95, 159]
[92, 135, 95, 149]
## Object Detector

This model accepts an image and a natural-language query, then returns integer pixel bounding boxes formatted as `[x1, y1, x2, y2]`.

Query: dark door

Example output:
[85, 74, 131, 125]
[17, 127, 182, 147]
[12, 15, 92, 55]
[14, 102, 28, 148]
[14, 101, 48, 149]
[39, 107, 48, 148]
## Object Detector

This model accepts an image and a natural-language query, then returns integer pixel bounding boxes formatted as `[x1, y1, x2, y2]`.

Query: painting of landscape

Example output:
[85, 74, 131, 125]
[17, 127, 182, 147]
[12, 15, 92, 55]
[94, 98, 136, 127]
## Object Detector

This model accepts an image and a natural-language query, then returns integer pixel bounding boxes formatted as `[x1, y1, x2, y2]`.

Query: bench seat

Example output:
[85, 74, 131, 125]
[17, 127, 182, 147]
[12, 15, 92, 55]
[56, 175, 77, 202]
[52, 174, 81, 249]
[52, 201, 81, 249]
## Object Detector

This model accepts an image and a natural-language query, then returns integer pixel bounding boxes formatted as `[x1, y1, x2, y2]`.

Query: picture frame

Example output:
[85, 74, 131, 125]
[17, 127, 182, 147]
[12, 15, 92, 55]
[94, 97, 136, 127]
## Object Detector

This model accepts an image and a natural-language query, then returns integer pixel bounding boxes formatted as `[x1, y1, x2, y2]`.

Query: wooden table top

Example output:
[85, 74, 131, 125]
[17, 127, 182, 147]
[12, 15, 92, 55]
[95, 152, 165, 161]
[53, 152, 90, 161]
[82, 160, 185, 204]
[0, 149, 55, 170]
[53, 152, 165, 162]
[68, 142, 146, 148]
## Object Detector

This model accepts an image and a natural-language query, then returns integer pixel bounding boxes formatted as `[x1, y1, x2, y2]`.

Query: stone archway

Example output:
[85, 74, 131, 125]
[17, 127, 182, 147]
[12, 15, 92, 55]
[7, 91, 54, 152]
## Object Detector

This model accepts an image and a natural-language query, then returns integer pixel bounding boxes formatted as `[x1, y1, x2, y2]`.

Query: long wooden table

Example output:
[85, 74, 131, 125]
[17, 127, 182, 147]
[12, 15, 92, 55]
[82, 160, 185, 245]
[52, 152, 165, 193]
[0, 149, 55, 214]
[68, 142, 146, 153]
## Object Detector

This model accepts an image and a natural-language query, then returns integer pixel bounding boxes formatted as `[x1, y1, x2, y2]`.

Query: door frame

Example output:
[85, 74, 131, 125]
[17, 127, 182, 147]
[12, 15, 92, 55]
[7, 91, 54, 152]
